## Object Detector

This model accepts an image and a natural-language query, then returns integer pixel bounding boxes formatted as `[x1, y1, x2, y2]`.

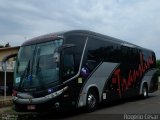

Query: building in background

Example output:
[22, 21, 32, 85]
[0, 46, 20, 95]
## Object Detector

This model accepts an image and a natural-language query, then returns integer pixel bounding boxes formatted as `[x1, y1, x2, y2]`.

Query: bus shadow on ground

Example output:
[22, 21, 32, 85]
[16, 95, 156, 120]
[98, 95, 156, 110]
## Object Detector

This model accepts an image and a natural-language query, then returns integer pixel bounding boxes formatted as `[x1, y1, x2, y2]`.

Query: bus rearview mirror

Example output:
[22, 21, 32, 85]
[53, 52, 60, 63]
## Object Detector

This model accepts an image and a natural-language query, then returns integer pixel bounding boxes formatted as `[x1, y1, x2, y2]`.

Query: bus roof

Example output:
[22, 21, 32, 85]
[22, 30, 153, 52]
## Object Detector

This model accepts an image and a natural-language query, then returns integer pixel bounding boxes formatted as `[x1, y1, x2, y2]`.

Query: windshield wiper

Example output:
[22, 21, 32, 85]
[18, 60, 30, 90]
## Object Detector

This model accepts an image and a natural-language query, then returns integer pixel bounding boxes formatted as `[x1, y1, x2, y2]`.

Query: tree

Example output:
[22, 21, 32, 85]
[157, 60, 160, 68]
[156, 60, 160, 76]
[0, 43, 11, 48]
[5, 43, 10, 47]
[0, 44, 4, 48]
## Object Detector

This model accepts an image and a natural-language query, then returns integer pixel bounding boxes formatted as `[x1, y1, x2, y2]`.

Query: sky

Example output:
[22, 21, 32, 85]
[0, 0, 160, 59]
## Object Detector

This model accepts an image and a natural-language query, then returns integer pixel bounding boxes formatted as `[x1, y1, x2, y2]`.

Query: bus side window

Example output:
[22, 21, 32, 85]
[62, 53, 75, 79]
[86, 60, 97, 71]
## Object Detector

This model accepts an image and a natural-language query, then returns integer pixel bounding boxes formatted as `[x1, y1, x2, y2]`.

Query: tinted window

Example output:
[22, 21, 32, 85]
[120, 46, 140, 64]
[65, 34, 86, 73]
[87, 37, 121, 63]
[61, 48, 75, 80]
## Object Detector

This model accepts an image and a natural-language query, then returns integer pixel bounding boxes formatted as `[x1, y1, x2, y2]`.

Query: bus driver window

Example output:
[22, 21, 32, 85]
[62, 54, 75, 79]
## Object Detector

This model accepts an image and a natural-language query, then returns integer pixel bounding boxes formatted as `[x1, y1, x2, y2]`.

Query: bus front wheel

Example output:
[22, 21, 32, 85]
[86, 89, 98, 112]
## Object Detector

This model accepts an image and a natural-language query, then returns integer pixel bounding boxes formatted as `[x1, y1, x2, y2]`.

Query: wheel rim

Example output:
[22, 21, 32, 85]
[87, 94, 96, 108]
[143, 87, 147, 97]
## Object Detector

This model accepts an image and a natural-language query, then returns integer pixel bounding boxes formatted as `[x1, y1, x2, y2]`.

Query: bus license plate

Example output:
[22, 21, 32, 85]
[27, 105, 36, 110]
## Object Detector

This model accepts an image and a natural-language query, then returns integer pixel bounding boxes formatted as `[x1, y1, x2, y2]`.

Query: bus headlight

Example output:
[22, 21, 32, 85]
[45, 86, 68, 99]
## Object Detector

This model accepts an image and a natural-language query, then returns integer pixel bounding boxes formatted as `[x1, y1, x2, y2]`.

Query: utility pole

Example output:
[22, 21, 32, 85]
[2, 61, 7, 100]
[2, 53, 18, 100]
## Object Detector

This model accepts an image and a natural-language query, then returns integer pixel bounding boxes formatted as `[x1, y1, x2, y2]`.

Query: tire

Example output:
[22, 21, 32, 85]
[86, 89, 98, 112]
[142, 84, 148, 98]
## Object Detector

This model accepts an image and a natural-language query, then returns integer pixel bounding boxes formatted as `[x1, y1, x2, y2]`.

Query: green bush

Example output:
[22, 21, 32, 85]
[157, 60, 160, 76]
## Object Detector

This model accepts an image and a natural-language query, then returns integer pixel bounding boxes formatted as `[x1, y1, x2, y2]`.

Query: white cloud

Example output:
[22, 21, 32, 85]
[0, 0, 160, 59]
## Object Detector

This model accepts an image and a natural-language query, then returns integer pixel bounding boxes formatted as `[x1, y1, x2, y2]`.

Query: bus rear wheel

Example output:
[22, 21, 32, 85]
[86, 89, 98, 112]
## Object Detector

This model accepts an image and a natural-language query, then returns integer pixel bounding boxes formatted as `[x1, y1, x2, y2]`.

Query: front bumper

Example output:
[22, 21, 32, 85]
[13, 86, 68, 105]
[13, 98, 61, 112]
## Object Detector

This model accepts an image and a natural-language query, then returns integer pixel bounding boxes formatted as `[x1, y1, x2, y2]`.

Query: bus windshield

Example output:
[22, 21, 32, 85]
[14, 39, 63, 89]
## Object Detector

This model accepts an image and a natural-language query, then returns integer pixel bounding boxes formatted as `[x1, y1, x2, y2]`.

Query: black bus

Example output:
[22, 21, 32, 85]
[13, 30, 159, 112]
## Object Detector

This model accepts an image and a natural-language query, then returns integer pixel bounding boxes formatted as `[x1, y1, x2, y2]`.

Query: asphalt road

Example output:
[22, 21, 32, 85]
[1, 90, 160, 120]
